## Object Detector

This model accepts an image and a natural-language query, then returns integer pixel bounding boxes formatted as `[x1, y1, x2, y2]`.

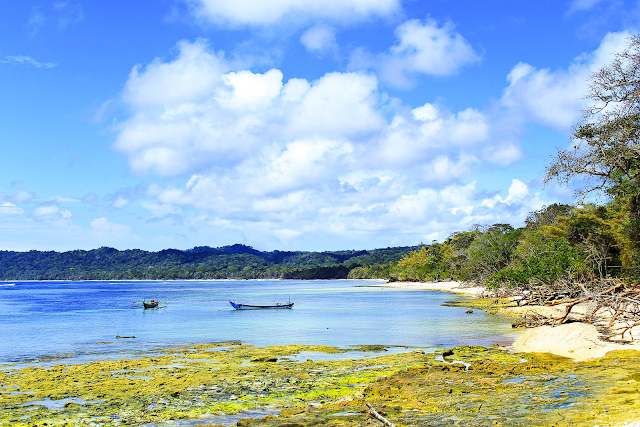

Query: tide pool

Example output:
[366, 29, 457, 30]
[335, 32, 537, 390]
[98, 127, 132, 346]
[0, 279, 518, 363]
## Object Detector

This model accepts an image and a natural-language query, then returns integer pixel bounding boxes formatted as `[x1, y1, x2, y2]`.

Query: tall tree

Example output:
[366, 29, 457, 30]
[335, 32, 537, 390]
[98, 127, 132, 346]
[545, 35, 640, 276]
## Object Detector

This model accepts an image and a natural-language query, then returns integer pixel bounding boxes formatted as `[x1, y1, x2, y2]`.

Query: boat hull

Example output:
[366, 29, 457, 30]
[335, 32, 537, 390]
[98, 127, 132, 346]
[143, 301, 159, 309]
[229, 301, 293, 310]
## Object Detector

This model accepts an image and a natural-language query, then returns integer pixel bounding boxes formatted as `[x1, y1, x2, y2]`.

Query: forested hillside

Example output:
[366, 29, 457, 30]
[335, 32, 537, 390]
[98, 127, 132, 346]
[0, 244, 414, 281]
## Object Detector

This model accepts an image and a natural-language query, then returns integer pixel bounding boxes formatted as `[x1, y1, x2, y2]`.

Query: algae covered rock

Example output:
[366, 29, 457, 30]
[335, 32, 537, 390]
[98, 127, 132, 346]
[1, 343, 640, 427]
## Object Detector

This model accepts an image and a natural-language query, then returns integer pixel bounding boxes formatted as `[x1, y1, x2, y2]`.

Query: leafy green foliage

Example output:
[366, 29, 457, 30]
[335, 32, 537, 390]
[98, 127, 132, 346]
[388, 243, 449, 282]
[487, 233, 588, 288]
[458, 224, 521, 285]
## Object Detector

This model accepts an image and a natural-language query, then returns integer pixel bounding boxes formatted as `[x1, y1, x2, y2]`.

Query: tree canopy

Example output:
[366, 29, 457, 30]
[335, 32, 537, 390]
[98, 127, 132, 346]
[545, 35, 640, 202]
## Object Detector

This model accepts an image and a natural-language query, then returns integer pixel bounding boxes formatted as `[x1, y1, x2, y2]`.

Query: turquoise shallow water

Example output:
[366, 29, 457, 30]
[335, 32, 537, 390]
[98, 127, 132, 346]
[0, 279, 518, 363]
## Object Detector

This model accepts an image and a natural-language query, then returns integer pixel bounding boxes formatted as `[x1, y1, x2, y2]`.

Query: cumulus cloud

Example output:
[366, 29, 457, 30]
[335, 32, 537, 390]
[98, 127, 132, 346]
[115, 40, 387, 177]
[186, 0, 399, 26]
[383, 18, 480, 80]
[141, 201, 182, 217]
[0, 184, 35, 204]
[501, 31, 631, 130]
[351, 18, 481, 88]
[111, 37, 576, 248]
[0, 202, 24, 215]
[300, 24, 338, 55]
[112, 197, 129, 209]
[90, 217, 132, 236]
[33, 205, 72, 223]
[481, 179, 529, 209]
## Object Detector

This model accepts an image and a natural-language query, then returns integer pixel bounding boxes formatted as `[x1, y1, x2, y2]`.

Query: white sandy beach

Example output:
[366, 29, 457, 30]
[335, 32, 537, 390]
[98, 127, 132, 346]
[365, 280, 485, 297]
[370, 280, 640, 362]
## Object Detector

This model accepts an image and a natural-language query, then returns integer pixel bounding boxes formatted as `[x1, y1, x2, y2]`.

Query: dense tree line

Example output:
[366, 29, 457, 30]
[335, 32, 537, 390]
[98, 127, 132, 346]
[0, 244, 414, 281]
[355, 201, 636, 287]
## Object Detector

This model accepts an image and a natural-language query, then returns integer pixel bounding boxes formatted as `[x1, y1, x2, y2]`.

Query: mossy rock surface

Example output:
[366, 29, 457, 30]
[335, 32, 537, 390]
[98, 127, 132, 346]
[1, 342, 639, 426]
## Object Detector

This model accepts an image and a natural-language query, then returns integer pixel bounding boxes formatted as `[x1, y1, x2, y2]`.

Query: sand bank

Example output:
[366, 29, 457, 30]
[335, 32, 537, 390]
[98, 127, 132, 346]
[512, 322, 636, 362]
[505, 300, 640, 362]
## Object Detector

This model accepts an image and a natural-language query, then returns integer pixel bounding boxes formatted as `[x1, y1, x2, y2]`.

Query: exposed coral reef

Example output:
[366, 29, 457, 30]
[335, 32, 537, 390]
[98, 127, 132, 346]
[1, 343, 640, 426]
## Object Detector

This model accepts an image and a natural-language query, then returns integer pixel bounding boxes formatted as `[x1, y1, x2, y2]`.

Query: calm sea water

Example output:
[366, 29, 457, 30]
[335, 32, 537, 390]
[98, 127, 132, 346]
[0, 280, 518, 364]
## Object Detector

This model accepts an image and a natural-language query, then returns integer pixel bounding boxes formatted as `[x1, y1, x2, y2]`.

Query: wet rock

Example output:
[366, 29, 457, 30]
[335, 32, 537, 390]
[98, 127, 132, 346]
[250, 356, 278, 363]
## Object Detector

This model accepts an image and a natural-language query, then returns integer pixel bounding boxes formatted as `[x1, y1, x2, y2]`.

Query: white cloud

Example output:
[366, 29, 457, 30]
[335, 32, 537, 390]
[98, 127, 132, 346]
[123, 39, 227, 110]
[0, 202, 23, 215]
[501, 31, 631, 130]
[187, 0, 400, 26]
[32, 205, 72, 224]
[377, 18, 481, 87]
[111, 35, 586, 248]
[47, 196, 80, 203]
[300, 24, 338, 54]
[150, 176, 547, 247]
[90, 217, 132, 236]
[568, 0, 605, 13]
[115, 40, 386, 177]
[373, 102, 495, 168]
[283, 72, 384, 139]
[221, 69, 284, 110]
[141, 202, 182, 217]
[112, 197, 129, 209]
[1, 186, 35, 204]
[33, 205, 61, 217]
[1, 55, 56, 68]
[481, 179, 530, 208]
[28, 8, 44, 37]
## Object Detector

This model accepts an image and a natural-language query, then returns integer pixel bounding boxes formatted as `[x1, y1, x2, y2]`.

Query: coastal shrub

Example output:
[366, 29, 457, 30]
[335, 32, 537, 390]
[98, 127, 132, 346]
[487, 233, 589, 288]
[390, 243, 450, 281]
[459, 224, 521, 285]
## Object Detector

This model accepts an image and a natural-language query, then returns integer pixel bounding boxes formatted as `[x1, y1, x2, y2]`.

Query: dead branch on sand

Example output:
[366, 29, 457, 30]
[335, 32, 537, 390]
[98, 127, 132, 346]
[505, 279, 640, 340]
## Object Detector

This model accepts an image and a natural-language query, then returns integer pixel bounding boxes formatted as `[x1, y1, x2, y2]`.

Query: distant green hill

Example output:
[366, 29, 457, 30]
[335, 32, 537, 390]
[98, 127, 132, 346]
[0, 244, 414, 281]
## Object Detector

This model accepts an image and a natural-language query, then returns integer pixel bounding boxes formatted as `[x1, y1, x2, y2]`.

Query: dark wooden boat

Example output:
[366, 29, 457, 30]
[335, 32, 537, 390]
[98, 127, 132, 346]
[229, 300, 293, 310]
[143, 300, 159, 309]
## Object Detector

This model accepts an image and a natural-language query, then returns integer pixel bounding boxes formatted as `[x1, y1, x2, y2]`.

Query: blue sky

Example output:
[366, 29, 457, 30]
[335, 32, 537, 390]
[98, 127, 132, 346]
[1, 0, 639, 252]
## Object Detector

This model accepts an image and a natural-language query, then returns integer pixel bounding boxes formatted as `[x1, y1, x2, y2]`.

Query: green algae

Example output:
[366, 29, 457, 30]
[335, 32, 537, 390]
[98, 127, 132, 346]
[1, 343, 640, 426]
[443, 297, 522, 316]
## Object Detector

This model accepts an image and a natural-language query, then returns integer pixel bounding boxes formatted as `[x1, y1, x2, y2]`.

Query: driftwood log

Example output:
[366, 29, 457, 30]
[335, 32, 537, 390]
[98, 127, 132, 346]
[366, 402, 396, 427]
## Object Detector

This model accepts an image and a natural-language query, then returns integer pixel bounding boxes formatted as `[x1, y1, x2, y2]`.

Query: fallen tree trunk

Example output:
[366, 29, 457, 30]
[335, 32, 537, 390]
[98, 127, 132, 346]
[366, 401, 396, 427]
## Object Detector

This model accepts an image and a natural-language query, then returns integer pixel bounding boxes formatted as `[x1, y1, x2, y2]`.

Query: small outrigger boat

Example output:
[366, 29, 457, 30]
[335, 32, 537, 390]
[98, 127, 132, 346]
[229, 300, 294, 310]
[132, 299, 163, 309]
[143, 300, 159, 309]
